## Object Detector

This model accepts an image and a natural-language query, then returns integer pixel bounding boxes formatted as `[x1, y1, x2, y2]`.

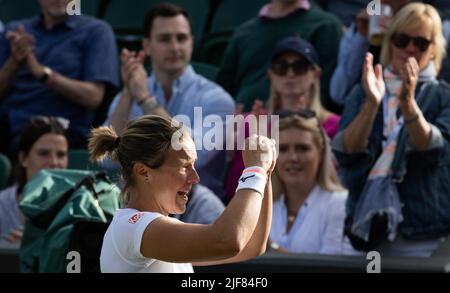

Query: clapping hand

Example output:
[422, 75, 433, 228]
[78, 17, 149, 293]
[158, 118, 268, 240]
[398, 57, 419, 103]
[362, 52, 385, 106]
[120, 48, 149, 102]
[6, 24, 35, 64]
[2, 228, 23, 244]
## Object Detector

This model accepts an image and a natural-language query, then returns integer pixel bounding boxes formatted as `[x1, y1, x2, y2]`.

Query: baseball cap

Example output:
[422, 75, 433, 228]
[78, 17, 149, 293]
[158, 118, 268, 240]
[271, 36, 319, 66]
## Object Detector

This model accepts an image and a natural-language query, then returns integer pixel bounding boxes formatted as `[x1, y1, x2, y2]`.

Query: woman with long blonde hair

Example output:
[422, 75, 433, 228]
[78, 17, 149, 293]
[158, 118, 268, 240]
[334, 3, 450, 256]
[269, 111, 348, 254]
[225, 37, 341, 201]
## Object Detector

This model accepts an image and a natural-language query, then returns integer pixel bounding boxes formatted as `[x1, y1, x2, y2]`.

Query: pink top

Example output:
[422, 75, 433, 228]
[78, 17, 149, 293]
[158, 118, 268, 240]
[224, 114, 340, 202]
[322, 114, 341, 139]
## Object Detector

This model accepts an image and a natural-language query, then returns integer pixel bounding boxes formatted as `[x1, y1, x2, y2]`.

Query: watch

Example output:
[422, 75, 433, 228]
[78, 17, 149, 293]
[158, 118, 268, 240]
[39, 66, 53, 83]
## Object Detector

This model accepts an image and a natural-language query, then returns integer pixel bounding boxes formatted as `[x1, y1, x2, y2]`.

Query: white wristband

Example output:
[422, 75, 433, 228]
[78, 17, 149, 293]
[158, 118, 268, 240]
[235, 166, 267, 197]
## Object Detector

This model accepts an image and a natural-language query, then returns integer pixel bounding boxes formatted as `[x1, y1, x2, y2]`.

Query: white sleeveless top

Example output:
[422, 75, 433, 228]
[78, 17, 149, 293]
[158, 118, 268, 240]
[101, 208, 193, 273]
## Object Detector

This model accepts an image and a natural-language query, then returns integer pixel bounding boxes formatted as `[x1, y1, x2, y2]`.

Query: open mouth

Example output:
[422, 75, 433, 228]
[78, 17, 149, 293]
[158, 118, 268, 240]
[177, 191, 189, 201]
[285, 166, 303, 174]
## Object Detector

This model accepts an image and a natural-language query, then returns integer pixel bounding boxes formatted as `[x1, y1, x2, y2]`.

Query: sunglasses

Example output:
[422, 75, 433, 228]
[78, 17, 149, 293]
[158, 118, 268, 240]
[30, 115, 70, 130]
[276, 109, 317, 119]
[391, 33, 432, 52]
[271, 59, 313, 76]
[276, 109, 327, 141]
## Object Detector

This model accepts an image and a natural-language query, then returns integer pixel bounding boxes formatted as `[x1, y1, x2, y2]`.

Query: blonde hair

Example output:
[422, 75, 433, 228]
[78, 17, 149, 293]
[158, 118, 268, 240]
[267, 70, 328, 123]
[272, 115, 344, 200]
[88, 115, 187, 205]
[380, 3, 446, 73]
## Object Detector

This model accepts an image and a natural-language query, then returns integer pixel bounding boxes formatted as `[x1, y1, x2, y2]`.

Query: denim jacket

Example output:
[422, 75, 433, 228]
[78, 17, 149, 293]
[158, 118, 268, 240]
[332, 81, 450, 240]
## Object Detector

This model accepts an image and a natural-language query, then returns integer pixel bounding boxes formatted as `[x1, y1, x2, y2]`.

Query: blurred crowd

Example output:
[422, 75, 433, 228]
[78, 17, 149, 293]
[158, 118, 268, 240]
[1, 0, 450, 259]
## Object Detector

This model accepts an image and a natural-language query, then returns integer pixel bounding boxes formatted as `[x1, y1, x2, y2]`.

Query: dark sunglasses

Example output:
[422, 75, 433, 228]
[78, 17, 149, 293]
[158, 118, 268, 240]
[271, 59, 313, 76]
[276, 109, 317, 119]
[276, 109, 327, 140]
[30, 115, 70, 130]
[391, 33, 432, 52]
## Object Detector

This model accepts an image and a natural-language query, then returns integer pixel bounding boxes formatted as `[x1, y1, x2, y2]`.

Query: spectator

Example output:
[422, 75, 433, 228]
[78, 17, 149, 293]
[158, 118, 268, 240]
[0, 0, 120, 159]
[105, 3, 234, 199]
[224, 37, 341, 201]
[0, 19, 4, 33]
[330, 0, 450, 106]
[267, 37, 341, 138]
[333, 3, 450, 257]
[0, 116, 69, 248]
[269, 111, 348, 254]
[216, 0, 342, 114]
[89, 115, 276, 273]
[174, 184, 225, 224]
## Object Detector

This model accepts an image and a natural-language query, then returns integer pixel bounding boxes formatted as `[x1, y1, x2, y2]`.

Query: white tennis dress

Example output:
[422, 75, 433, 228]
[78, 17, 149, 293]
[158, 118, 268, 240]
[100, 208, 193, 273]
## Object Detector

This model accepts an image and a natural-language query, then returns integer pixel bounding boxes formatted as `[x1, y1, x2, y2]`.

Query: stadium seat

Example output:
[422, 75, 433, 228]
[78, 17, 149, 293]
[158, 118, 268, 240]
[0, 0, 40, 24]
[196, 30, 230, 66]
[68, 149, 99, 171]
[198, 0, 269, 66]
[79, 0, 103, 17]
[0, 153, 11, 190]
[103, 0, 210, 49]
[210, 0, 269, 32]
[191, 61, 219, 81]
[68, 149, 121, 182]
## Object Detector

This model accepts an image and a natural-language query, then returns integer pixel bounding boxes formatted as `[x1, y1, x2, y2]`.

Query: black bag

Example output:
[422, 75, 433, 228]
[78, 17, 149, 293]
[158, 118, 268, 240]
[68, 221, 109, 273]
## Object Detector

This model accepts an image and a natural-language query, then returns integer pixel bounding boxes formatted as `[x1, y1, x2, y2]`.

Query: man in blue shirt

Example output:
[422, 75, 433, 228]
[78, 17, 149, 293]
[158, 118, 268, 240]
[0, 0, 119, 157]
[105, 3, 235, 199]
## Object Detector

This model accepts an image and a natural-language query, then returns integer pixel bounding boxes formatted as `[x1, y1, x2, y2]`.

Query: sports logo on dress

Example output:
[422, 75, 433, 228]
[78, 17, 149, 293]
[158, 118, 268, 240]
[129, 213, 144, 224]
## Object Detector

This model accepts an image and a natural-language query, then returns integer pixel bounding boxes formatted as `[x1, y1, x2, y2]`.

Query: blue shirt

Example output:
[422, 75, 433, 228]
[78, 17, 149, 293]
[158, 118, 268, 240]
[105, 66, 235, 199]
[0, 185, 21, 240]
[329, 23, 368, 106]
[0, 15, 120, 139]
